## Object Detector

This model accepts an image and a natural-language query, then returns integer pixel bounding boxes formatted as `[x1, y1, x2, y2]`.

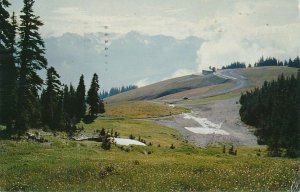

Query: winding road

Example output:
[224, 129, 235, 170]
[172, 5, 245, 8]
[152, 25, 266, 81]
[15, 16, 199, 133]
[156, 69, 258, 147]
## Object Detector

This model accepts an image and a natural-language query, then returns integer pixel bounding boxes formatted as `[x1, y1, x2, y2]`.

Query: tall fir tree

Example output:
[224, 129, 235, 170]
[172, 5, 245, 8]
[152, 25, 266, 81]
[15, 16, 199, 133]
[297, 69, 300, 152]
[0, 0, 11, 125]
[0, 1, 18, 131]
[87, 73, 104, 117]
[62, 84, 76, 123]
[75, 75, 86, 120]
[15, 0, 47, 134]
[2, 12, 18, 131]
[63, 84, 69, 116]
[69, 84, 76, 120]
[41, 67, 61, 129]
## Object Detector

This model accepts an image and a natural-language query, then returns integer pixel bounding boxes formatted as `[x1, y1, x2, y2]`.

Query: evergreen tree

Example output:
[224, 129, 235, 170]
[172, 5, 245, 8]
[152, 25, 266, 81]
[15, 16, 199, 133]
[0, 0, 11, 124]
[87, 73, 103, 117]
[100, 85, 138, 99]
[297, 69, 300, 152]
[69, 84, 76, 119]
[75, 75, 86, 120]
[41, 67, 61, 129]
[15, 0, 47, 134]
[62, 84, 69, 117]
[62, 84, 76, 123]
[0, 8, 18, 131]
[99, 99, 105, 114]
[222, 62, 246, 69]
[240, 73, 300, 157]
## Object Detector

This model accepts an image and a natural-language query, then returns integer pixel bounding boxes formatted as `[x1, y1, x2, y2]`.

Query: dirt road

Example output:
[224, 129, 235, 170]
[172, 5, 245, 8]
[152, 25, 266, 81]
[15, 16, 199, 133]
[156, 69, 257, 147]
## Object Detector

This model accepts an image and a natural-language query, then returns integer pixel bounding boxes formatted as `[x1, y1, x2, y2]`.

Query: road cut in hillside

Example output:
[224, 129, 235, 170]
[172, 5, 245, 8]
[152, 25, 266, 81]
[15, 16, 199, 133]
[158, 97, 257, 147]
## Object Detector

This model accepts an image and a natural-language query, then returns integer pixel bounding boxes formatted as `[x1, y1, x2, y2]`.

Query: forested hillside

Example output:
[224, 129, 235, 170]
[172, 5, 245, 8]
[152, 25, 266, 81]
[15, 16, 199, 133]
[239, 70, 300, 157]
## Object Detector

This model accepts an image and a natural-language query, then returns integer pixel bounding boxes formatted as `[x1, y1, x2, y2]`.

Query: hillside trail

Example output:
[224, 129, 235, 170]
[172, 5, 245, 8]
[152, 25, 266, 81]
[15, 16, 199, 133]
[155, 69, 258, 147]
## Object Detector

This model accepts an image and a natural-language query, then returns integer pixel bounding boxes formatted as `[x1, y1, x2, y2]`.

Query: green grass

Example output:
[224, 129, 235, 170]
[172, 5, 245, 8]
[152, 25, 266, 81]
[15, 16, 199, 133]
[105, 101, 189, 119]
[77, 117, 183, 147]
[0, 135, 299, 191]
[1, 117, 300, 191]
[1, 67, 300, 191]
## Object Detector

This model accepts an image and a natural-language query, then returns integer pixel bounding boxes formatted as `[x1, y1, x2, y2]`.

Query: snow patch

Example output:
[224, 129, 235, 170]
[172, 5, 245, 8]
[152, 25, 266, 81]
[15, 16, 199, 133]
[113, 138, 146, 146]
[183, 113, 229, 135]
[185, 127, 229, 135]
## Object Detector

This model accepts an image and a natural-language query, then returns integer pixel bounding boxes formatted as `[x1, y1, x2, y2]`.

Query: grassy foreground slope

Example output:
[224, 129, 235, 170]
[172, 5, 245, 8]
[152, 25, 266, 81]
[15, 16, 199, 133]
[1, 117, 299, 191]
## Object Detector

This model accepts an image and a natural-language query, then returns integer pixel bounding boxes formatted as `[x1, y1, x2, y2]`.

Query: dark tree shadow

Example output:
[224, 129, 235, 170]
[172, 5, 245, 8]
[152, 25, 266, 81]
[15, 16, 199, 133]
[0, 129, 9, 140]
[83, 115, 97, 124]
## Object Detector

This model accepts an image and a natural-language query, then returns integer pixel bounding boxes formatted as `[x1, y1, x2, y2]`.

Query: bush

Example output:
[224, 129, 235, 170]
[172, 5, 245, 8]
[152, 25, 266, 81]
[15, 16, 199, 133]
[101, 135, 111, 150]
[170, 144, 175, 149]
[129, 134, 135, 140]
[99, 166, 117, 178]
[228, 146, 237, 156]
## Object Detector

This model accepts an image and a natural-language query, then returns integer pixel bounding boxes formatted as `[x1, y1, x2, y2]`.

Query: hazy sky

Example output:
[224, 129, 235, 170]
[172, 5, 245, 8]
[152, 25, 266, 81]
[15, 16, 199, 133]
[8, 0, 300, 87]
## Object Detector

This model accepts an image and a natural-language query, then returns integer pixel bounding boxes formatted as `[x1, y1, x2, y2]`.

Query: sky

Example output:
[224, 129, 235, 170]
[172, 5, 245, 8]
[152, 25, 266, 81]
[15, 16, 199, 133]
[8, 0, 300, 88]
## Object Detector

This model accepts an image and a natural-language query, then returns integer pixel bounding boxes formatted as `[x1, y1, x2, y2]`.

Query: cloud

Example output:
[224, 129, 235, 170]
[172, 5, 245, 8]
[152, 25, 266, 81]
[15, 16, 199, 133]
[164, 8, 187, 14]
[135, 78, 150, 87]
[53, 7, 82, 14]
[10, 0, 207, 39]
[196, 0, 300, 71]
[162, 68, 197, 81]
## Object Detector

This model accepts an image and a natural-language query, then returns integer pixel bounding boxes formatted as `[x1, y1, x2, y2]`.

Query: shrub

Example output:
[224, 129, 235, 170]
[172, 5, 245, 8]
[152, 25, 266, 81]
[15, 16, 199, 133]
[222, 145, 226, 153]
[101, 135, 111, 150]
[228, 146, 237, 156]
[99, 166, 117, 178]
[170, 144, 175, 149]
[129, 134, 135, 140]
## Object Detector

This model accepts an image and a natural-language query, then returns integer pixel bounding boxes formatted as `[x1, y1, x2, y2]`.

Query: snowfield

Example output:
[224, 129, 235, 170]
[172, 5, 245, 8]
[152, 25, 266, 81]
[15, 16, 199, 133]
[113, 138, 146, 146]
[183, 113, 229, 135]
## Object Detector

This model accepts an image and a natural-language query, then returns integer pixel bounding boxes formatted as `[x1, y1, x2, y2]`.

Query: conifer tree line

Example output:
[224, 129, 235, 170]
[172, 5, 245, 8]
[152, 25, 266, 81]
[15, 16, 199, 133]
[221, 56, 300, 70]
[222, 62, 246, 70]
[254, 56, 300, 68]
[239, 70, 300, 157]
[0, 0, 105, 136]
[100, 85, 138, 99]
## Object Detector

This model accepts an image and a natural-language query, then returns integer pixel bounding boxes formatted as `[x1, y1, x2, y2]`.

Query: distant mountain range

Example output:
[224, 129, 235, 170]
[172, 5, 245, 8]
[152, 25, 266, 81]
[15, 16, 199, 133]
[45, 31, 203, 90]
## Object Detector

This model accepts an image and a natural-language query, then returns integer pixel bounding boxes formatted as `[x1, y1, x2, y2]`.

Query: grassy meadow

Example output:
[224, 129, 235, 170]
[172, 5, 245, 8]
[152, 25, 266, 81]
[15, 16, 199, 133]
[1, 108, 300, 191]
[0, 134, 299, 191]
[105, 101, 189, 119]
[1, 72, 300, 191]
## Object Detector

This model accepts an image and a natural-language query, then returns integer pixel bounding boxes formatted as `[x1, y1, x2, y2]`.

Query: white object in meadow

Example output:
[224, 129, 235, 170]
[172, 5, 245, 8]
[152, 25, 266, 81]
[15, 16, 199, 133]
[168, 104, 175, 108]
[183, 113, 229, 135]
[113, 138, 146, 146]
